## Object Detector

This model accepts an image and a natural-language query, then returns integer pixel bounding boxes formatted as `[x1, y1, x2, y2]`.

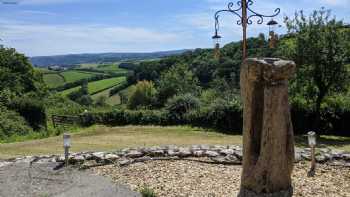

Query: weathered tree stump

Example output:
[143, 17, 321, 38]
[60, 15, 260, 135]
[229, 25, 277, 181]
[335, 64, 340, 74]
[238, 58, 296, 197]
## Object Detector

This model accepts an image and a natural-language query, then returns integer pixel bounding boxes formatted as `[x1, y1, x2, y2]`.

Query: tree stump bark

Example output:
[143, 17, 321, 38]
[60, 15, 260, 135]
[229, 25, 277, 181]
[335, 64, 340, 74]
[238, 58, 296, 197]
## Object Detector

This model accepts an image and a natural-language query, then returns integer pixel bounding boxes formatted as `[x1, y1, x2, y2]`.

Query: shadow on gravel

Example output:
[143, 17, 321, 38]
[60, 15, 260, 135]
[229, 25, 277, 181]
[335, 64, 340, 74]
[0, 162, 141, 197]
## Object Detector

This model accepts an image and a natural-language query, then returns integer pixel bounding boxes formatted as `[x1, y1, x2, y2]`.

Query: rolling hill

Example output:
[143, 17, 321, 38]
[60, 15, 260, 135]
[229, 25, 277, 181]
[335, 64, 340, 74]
[30, 50, 189, 67]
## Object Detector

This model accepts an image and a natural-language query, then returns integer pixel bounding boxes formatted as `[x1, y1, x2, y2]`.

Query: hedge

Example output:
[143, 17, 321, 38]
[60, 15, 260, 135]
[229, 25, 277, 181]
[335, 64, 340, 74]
[80, 106, 350, 136]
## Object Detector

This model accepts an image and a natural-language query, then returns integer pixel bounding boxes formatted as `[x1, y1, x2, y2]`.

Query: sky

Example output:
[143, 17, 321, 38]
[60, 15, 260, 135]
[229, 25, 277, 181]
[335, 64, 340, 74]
[0, 0, 349, 57]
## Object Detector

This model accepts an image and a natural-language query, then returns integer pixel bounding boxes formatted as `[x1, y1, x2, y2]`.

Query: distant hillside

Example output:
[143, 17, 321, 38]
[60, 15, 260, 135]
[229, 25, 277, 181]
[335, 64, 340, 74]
[30, 50, 189, 67]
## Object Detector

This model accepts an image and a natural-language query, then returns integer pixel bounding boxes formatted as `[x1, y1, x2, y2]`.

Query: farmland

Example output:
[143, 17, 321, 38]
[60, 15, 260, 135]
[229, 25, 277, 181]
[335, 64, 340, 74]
[42, 70, 103, 88]
[91, 86, 122, 105]
[43, 73, 65, 88]
[60, 76, 126, 96]
[60, 70, 101, 83]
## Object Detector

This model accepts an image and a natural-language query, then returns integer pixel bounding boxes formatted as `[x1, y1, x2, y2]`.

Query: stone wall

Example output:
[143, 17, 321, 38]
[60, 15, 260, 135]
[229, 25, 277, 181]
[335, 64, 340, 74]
[1, 145, 349, 169]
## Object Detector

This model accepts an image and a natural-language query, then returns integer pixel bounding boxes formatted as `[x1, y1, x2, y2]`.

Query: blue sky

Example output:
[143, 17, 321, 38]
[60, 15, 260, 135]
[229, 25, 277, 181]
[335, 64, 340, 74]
[0, 0, 349, 56]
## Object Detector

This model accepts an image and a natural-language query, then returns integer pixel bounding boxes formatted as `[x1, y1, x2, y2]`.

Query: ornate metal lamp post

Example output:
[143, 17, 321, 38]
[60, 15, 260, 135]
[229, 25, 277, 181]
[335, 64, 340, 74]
[213, 0, 280, 60]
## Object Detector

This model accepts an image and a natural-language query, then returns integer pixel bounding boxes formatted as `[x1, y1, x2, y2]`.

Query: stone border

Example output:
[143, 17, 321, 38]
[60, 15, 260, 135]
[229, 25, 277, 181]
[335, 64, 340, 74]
[1, 145, 349, 169]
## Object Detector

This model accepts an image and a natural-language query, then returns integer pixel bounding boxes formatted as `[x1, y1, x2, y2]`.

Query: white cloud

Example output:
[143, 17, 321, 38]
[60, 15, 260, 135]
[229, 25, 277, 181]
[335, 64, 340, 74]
[0, 20, 185, 56]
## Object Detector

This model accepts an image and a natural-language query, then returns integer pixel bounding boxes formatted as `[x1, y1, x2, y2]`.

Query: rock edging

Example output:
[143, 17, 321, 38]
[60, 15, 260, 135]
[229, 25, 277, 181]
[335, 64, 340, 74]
[1, 145, 349, 169]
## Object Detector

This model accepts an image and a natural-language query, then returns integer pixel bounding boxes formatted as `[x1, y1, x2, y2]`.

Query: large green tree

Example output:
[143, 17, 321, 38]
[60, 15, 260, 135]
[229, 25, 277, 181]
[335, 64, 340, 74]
[157, 63, 200, 105]
[284, 8, 350, 130]
[0, 47, 45, 96]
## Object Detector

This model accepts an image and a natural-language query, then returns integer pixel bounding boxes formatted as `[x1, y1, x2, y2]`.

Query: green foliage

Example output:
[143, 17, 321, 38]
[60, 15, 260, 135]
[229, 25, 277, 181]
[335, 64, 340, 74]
[60, 76, 126, 96]
[140, 187, 156, 197]
[284, 8, 350, 130]
[157, 64, 200, 105]
[127, 81, 157, 109]
[9, 96, 47, 131]
[44, 95, 84, 116]
[109, 81, 130, 96]
[0, 47, 46, 96]
[165, 94, 200, 123]
[187, 97, 243, 132]
[0, 105, 33, 140]
[94, 95, 108, 107]
[68, 82, 93, 106]
[80, 109, 165, 127]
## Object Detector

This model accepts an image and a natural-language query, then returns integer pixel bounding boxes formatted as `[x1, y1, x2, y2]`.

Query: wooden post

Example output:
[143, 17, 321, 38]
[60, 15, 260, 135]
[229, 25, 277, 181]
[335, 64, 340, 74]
[239, 58, 296, 197]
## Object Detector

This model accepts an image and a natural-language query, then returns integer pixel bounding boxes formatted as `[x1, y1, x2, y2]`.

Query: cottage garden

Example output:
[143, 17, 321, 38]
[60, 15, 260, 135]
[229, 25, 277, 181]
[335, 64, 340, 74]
[0, 7, 350, 197]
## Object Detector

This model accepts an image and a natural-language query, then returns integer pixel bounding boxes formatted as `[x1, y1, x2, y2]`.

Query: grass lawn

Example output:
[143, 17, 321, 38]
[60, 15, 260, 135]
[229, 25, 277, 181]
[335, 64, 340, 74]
[0, 125, 349, 159]
[60, 76, 126, 96]
[0, 126, 242, 159]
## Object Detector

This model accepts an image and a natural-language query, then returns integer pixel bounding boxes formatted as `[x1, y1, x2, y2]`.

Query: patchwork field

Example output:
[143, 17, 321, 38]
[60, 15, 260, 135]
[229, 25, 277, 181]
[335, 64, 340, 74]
[60, 76, 126, 96]
[42, 70, 103, 88]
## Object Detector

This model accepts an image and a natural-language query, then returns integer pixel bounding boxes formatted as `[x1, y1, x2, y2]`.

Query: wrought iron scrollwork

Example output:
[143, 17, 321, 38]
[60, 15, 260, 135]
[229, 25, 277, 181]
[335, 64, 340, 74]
[214, 0, 280, 32]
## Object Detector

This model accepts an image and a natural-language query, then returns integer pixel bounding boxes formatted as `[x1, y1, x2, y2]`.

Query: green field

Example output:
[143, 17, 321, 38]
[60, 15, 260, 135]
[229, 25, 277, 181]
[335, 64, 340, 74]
[60, 70, 99, 83]
[42, 70, 104, 88]
[43, 73, 65, 88]
[60, 76, 126, 96]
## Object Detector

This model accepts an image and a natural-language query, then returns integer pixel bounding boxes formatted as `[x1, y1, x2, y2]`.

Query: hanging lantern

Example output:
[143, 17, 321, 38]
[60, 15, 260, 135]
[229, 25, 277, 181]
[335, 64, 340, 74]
[212, 30, 221, 59]
[267, 19, 278, 48]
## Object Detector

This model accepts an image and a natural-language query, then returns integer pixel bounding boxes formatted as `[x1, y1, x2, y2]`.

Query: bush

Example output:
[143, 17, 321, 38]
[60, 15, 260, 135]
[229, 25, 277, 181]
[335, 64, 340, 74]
[94, 95, 108, 107]
[10, 96, 47, 130]
[68, 82, 93, 106]
[127, 81, 157, 109]
[0, 106, 33, 140]
[109, 81, 130, 96]
[80, 109, 165, 126]
[140, 186, 156, 197]
[165, 94, 200, 124]
[45, 95, 84, 116]
[187, 97, 243, 133]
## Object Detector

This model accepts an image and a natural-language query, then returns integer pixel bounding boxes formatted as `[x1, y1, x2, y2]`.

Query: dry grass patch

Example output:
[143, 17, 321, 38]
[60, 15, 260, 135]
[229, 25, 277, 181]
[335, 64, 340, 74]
[0, 126, 242, 159]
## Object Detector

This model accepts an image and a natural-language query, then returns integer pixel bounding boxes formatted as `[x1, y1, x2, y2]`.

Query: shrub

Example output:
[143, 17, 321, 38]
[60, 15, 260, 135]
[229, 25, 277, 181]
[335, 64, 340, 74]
[187, 97, 243, 133]
[67, 82, 93, 106]
[109, 81, 130, 96]
[10, 96, 47, 130]
[140, 186, 156, 197]
[75, 95, 93, 106]
[165, 94, 200, 124]
[94, 95, 108, 107]
[0, 106, 33, 140]
[127, 81, 157, 109]
[45, 95, 84, 116]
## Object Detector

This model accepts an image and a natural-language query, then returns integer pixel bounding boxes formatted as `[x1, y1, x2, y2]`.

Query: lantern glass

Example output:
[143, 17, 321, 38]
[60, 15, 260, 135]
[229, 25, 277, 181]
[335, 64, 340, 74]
[307, 131, 316, 146]
[63, 133, 71, 147]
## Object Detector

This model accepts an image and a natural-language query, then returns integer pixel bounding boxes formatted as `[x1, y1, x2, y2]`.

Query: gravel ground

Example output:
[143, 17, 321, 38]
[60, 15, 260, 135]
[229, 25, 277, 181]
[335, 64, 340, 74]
[0, 162, 141, 197]
[93, 159, 350, 197]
